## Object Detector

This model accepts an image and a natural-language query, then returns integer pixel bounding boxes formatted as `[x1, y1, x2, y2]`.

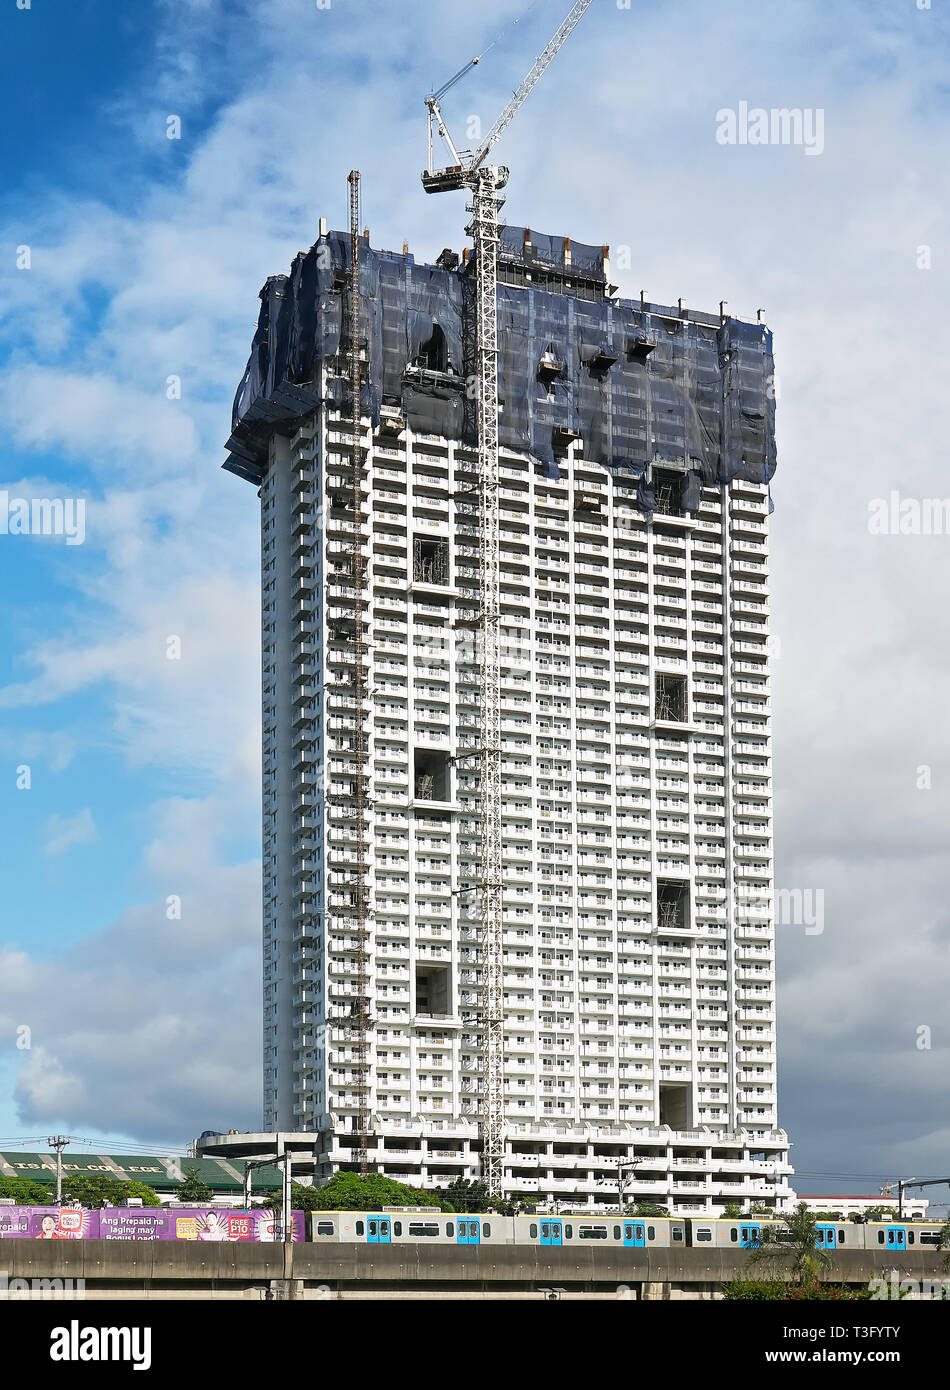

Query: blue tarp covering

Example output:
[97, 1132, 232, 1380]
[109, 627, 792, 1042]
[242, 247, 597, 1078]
[224, 228, 777, 506]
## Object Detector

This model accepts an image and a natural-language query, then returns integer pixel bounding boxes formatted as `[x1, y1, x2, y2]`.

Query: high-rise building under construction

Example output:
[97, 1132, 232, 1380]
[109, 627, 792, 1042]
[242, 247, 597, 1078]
[221, 220, 794, 1213]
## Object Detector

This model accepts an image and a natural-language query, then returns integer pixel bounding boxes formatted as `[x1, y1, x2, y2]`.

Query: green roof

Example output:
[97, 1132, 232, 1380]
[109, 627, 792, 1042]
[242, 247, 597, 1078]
[0, 1153, 284, 1194]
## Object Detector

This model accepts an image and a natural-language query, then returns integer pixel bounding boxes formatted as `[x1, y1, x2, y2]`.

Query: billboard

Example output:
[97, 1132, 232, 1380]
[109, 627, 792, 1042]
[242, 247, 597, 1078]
[0, 1206, 95, 1239]
[0, 1206, 305, 1241]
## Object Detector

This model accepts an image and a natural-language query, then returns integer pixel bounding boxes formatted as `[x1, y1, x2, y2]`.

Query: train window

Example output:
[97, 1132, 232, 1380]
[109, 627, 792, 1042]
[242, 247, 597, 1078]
[530, 1223, 538, 1239]
[565, 1225, 573, 1239]
[446, 1223, 454, 1237]
[696, 1228, 712, 1242]
[838, 1230, 845, 1244]
[672, 1227, 683, 1242]
[483, 1223, 491, 1238]
[647, 1226, 655, 1241]
[316, 1222, 335, 1237]
[921, 1233, 941, 1246]
[613, 1226, 621, 1240]
[730, 1227, 738, 1243]
[908, 1231, 915, 1245]
[356, 1221, 365, 1236]
[394, 1222, 402, 1236]
[408, 1223, 440, 1238]
[579, 1225, 608, 1239]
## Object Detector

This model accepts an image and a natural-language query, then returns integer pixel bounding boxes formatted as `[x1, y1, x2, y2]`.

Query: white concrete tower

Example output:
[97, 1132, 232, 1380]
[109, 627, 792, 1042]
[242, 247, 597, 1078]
[222, 225, 794, 1215]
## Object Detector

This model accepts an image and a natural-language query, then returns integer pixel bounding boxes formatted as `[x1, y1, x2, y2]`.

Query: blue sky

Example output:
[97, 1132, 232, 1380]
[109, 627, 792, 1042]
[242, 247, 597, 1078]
[0, 0, 948, 1204]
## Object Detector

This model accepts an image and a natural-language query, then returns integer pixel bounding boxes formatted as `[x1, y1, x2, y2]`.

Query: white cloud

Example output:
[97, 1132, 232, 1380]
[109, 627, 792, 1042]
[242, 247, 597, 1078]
[43, 809, 99, 858]
[0, 795, 263, 1139]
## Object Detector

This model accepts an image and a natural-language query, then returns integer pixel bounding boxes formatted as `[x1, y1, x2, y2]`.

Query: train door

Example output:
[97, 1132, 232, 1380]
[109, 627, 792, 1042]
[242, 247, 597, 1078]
[457, 1218, 481, 1245]
[885, 1225, 906, 1250]
[540, 1219, 563, 1246]
[739, 1223, 762, 1249]
[366, 1215, 391, 1244]
[816, 1223, 836, 1250]
[622, 1221, 645, 1248]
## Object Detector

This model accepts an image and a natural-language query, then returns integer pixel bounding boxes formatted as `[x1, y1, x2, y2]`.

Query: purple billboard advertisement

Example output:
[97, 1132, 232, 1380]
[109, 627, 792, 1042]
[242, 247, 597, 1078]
[0, 1207, 305, 1241]
[0, 1206, 96, 1239]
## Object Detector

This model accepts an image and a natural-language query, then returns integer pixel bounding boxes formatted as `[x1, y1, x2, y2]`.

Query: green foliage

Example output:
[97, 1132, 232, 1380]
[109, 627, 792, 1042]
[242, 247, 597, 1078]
[440, 1178, 489, 1213]
[724, 1278, 872, 1301]
[266, 1172, 441, 1213]
[58, 1175, 160, 1209]
[722, 1203, 743, 1219]
[0, 1175, 53, 1204]
[490, 1196, 536, 1217]
[633, 1204, 670, 1217]
[862, 1206, 898, 1222]
[748, 1203, 774, 1215]
[939, 1219, 950, 1270]
[750, 1201, 831, 1287]
[175, 1165, 214, 1204]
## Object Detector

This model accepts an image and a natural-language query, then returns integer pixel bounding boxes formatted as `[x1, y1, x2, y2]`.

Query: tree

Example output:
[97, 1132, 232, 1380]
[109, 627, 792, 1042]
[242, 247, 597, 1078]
[175, 1165, 214, 1204]
[722, 1203, 743, 1219]
[440, 1178, 489, 1213]
[862, 1205, 898, 1222]
[750, 1201, 831, 1288]
[58, 1175, 160, 1209]
[266, 1172, 441, 1213]
[489, 1196, 536, 1217]
[0, 1175, 53, 1204]
[632, 1204, 670, 1217]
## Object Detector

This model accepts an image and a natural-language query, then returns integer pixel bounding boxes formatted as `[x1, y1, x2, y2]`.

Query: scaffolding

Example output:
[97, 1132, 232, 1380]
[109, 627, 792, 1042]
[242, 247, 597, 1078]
[341, 169, 373, 1175]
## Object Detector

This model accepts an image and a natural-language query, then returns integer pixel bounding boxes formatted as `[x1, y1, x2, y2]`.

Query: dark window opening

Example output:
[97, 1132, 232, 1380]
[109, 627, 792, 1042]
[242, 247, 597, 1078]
[657, 879, 690, 931]
[659, 1082, 690, 1128]
[415, 962, 451, 1016]
[414, 749, 450, 802]
[653, 467, 685, 516]
[413, 324, 448, 373]
[655, 673, 688, 723]
[413, 536, 449, 585]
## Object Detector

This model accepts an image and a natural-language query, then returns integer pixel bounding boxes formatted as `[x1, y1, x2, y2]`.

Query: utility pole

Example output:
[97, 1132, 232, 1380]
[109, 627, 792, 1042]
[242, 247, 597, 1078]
[282, 1151, 293, 1245]
[47, 1135, 70, 1205]
[618, 1163, 638, 1216]
[897, 1176, 950, 1220]
[244, 1150, 298, 1299]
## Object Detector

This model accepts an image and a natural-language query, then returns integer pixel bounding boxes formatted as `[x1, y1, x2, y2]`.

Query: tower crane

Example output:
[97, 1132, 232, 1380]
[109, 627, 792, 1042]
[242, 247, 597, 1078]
[421, 0, 594, 1200]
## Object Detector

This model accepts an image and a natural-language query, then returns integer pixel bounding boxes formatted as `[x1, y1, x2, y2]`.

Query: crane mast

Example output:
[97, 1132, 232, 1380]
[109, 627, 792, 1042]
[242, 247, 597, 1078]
[421, 0, 594, 1200]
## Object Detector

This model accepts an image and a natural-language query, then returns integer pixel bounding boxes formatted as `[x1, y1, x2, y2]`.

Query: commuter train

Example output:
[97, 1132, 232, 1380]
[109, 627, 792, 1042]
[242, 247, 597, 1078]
[307, 1211, 946, 1251]
[1, 1204, 942, 1251]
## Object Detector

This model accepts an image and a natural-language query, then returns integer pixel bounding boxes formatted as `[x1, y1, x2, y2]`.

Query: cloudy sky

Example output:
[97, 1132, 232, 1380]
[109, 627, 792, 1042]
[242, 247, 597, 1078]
[0, 0, 947, 1201]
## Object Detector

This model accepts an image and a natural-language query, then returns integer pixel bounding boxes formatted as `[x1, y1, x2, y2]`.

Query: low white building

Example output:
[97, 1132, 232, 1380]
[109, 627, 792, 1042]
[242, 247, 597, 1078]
[796, 1194, 929, 1220]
